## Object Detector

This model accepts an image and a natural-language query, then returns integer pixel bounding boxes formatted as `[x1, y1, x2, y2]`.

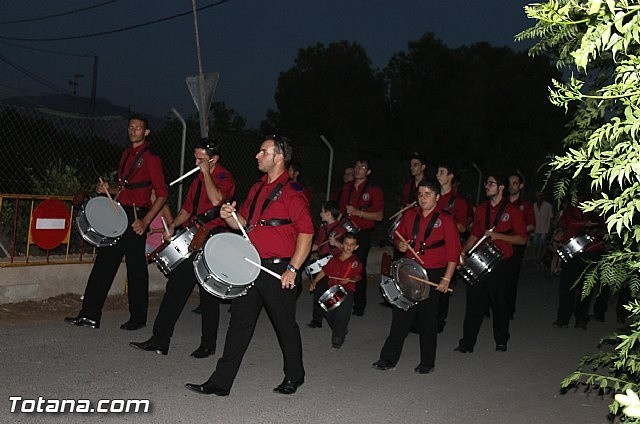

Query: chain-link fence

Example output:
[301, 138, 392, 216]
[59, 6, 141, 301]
[0, 103, 483, 264]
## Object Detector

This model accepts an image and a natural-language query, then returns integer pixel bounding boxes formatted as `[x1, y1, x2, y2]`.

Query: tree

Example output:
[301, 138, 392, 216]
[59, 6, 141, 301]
[518, 1, 640, 421]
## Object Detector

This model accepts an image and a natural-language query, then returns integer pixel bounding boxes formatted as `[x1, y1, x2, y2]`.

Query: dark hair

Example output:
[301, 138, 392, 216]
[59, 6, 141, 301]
[485, 172, 506, 187]
[342, 232, 358, 243]
[197, 137, 220, 158]
[289, 161, 302, 174]
[265, 134, 293, 167]
[508, 171, 524, 184]
[437, 161, 456, 177]
[410, 153, 426, 166]
[321, 200, 341, 220]
[417, 177, 441, 194]
[128, 113, 149, 130]
[354, 157, 372, 170]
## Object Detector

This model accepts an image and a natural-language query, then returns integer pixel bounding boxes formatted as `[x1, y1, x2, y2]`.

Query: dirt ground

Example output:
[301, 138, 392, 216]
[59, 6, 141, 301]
[0, 291, 169, 325]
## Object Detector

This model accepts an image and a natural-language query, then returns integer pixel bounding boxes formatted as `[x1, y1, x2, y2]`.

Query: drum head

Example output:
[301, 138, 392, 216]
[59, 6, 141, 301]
[202, 233, 261, 286]
[392, 257, 430, 301]
[85, 197, 128, 238]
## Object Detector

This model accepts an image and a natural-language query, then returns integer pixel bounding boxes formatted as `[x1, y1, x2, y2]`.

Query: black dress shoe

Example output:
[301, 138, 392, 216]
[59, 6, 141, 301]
[120, 321, 146, 331]
[414, 364, 434, 374]
[306, 320, 322, 328]
[273, 378, 304, 395]
[185, 381, 230, 396]
[495, 344, 508, 352]
[453, 345, 473, 353]
[129, 339, 168, 355]
[64, 316, 100, 329]
[371, 359, 396, 371]
[190, 346, 215, 359]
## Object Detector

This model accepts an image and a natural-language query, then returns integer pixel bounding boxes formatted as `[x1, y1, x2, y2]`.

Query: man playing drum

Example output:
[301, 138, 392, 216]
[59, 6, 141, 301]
[455, 173, 526, 354]
[185, 135, 313, 396]
[130, 138, 235, 358]
[65, 114, 167, 330]
[372, 178, 460, 374]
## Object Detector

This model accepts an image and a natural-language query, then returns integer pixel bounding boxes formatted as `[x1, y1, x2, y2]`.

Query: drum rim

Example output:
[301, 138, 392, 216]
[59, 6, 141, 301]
[201, 232, 261, 286]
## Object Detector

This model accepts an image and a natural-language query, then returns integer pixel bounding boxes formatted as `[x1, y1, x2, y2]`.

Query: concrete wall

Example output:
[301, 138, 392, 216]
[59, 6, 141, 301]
[0, 247, 393, 304]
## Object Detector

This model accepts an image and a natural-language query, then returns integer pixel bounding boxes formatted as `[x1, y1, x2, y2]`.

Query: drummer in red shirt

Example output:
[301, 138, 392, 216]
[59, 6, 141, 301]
[130, 138, 235, 358]
[66, 114, 167, 330]
[372, 178, 461, 374]
[309, 232, 363, 350]
[337, 158, 384, 316]
[186, 135, 313, 397]
[455, 173, 526, 354]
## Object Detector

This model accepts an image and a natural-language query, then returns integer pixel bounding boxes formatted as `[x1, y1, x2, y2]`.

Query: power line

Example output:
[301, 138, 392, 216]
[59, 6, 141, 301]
[0, 1, 119, 24]
[0, 39, 91, 58]
[0, 0, 231, 42]
[0, 53, 73, 96]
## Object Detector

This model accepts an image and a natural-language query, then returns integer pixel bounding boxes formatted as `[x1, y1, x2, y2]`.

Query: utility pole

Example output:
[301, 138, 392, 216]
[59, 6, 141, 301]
[68, 74, 84, 95]
[90, 55, 98, 116]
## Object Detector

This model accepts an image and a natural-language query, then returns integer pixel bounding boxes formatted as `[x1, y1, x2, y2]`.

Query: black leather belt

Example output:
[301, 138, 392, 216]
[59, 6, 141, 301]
[258, 219, 292, 227]
[262, 257, 291, 264]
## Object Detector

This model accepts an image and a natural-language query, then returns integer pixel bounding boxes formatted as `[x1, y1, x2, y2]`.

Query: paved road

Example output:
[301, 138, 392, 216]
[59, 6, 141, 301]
[1, 262, 621, 423]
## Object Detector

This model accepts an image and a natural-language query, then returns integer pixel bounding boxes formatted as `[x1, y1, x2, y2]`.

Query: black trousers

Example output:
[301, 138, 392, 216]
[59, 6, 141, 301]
[379, 268, 444, 367]
[310, 277, 329, 324]
[556, 256, 593, 326]
[209, 262, 304, 391]
[151, 255, 220, 350]
[79, 206, 148, 323]
[354, 228, 373, 314]
[459, 259, 511, 349]
[326, 290, 353, 346]
[506, 245, 526, 319]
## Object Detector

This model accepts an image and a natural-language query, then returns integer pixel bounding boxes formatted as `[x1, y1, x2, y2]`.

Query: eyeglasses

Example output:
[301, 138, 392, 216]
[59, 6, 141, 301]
[484, 180, 498, 186]
[354, 164, 368, 170]
[265, 134, 286, 156]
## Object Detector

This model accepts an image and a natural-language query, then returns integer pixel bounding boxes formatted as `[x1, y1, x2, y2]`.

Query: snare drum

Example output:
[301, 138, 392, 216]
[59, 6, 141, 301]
[557, 234, 594, 262]
[76, 197, 128, 247]
[318, 284, 348, 311]
[339, 217, 359, 234]
[392, 258, 431, 302]
[380, 275, 416, 311]
[458, 239, 503, 285]
[305, 254, 333, 276]
[193, 232, 261, 299]
[150, 227, 197, 275]
[387, 214, 402, 244]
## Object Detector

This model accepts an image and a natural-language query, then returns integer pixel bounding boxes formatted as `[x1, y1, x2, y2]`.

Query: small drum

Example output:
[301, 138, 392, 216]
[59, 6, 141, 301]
[150, 227, 197, 275]
[76, 197, 128, 247]
[392, 258, 431, 302]
[340, 217, 359, 234]
[557, 234, 594, 262]
[318, 284, 348, 311]
[305, 254, 333, 276]
[387, 214, 402, 244]
[193, 232, 261, 299]
[380, 275, 416, 311]
[458, 239, 503, 285]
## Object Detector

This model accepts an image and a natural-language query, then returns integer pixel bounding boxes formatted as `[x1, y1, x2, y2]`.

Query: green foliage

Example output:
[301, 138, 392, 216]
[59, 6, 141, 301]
[518, 0, 640, 421]
[28, 160, 83, 196]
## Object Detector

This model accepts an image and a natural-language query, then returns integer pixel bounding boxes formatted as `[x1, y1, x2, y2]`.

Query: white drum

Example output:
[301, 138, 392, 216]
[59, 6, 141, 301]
[193, 233, 261, 299]
[318, 284, 348, 311]
[305, 254, 333, 276]
[557, 234, 594, 262]
[150, 227, 197, 275]
[76, 197, 128, 247]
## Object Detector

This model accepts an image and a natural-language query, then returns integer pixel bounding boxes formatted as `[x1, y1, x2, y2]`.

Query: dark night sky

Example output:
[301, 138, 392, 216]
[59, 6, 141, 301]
[0, 1, 534, 127]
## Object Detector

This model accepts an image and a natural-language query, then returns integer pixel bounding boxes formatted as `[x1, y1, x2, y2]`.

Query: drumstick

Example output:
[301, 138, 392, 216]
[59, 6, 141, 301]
[169, 158, 215, 186]
[161, 216, 170, 237]
[467, 226, 496, 255]
[133, 203, 138, 222]
[243, 257, 282, 280]
[388, 201, 416, 221]
[394, 230, 425, 265]
[99, 177, 120, 215]
[231, 210, 250, 241]
[328, 276, 356, 283]
[407, 274, 453, 293]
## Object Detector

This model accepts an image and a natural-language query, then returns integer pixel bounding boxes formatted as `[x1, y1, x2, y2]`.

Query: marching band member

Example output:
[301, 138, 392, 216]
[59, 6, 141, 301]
[130, 138, 235, 357]
[65, 114, 167, 330]
[337, 158, 384, 316]
[185, 135, 313, 396]
[401, 153, 427, 206]
[373, 178, 460, 373]
[455, 173, 526, 353]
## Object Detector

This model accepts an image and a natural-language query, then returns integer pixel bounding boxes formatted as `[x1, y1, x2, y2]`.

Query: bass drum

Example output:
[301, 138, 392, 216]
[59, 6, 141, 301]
[193, 233, 261, 299]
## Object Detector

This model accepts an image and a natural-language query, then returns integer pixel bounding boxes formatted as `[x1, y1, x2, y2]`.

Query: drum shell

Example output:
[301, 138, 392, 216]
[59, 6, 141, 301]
[379, 275, 416, 311]
[305, 254, 333, 276]
[458, 240, 503, 285]
[339, 217, 359, 234]
[318, 284, 348, 311]
[557, 234, 594, 262]
[151, 227, 197, 275]
[387, 215, 402, 244]
[76, 197, 128, 247]
[392, 257, 430, 302]
[193, 252, 251, 299]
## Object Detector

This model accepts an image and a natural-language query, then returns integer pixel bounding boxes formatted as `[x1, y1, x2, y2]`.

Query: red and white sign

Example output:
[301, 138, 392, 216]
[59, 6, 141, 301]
[30, 199, 71, 250]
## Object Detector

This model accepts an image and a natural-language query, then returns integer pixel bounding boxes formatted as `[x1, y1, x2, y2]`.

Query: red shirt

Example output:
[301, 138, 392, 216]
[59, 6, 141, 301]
[436, 190, 470, 231]
[401, 177, 424, 206]
[337, 179, 384, 230]
[116, 142, 167, 207]
[314, 221, 346, 257]
[395, 208, 461, 268]
[322, 254, 363, 293]
[240, 171, 314, 258]
[510, 196, 536, 230]
[181, 164, 236, 230]
[471, 200, 527, 259]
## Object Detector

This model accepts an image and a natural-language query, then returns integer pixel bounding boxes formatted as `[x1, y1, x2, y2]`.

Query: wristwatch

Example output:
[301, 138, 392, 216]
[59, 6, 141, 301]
[286, 264, 299, 273]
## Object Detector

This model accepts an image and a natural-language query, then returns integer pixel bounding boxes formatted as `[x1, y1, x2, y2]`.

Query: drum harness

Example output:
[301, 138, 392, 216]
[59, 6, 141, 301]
[484, 200, 511, 239]
[117, 146, 152, 192]
[411, 211, 444, 256]
[245, 180, 292, 230]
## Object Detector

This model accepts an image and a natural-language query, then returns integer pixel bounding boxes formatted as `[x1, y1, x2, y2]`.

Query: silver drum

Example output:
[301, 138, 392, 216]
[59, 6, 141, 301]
[76, 197, 128, 247]
[151, 227, 197, 275]
[557, 234, 594, 262]
[380, 275, 416, 311]
[458, 239, 503, 285]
